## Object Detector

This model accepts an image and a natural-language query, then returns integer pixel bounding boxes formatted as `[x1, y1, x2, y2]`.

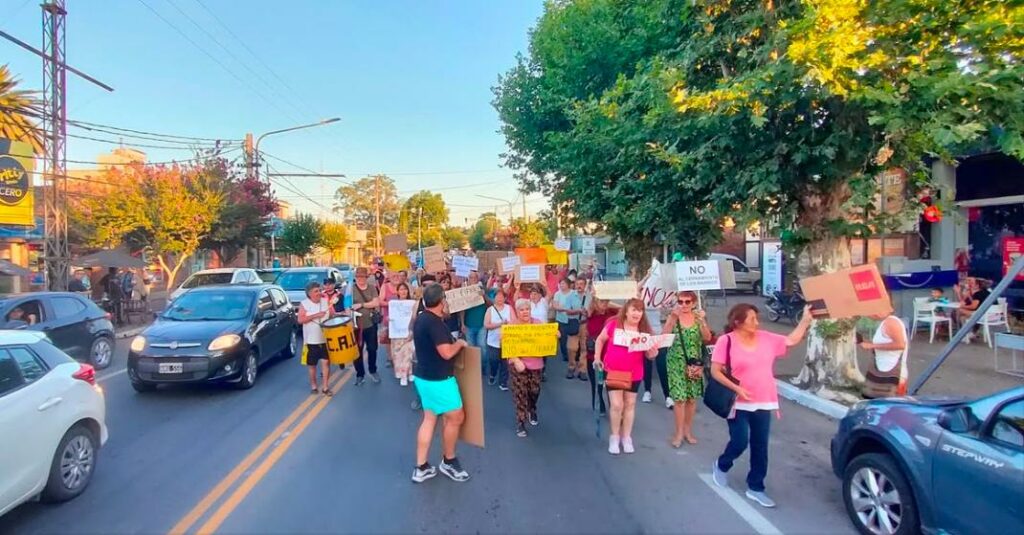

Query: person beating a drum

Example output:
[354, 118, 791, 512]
[299, 281, 337, 396]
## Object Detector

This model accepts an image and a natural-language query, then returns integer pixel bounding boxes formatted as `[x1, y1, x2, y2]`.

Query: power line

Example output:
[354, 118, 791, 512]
[65, 146, 242, 167]
[266, 162, 335, 214]
[259, 151, 350, 185]
[67, 132, 237, 151]
[68, 121, 240, 144]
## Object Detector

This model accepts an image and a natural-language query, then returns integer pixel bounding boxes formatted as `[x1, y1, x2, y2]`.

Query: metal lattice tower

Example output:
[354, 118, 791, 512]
[42, 0, 69, 291]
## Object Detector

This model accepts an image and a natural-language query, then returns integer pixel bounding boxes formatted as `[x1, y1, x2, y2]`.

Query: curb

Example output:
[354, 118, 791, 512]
[776, 380, 850, 420]
[115, 326, 146, 339]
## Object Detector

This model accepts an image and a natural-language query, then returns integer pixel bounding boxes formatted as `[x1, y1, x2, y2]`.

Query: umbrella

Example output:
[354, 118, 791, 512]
[0, 259, 31, 276]
[75, 249, 148, 269]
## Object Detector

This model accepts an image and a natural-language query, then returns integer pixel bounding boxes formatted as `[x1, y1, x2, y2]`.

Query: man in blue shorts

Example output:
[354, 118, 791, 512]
[411, 283, 471, 483]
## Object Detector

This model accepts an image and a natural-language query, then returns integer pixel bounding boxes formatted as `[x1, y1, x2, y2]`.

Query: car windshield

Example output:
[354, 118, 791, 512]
[162, 292, 252, 321]
[257, 271, 280, 283]
[181, 272, 233, 289]
[276, 271, 326, 291]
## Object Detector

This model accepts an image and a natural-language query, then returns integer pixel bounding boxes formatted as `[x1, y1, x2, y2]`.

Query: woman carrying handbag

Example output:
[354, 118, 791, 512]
[663, 291, 713, 447]
[708, 303, 813, 509]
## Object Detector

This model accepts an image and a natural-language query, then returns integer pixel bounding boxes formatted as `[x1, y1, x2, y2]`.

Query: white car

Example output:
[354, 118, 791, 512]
[169, 268, 261, 302]
[0, 331, 107, 516]
[710, 253, 763, 294]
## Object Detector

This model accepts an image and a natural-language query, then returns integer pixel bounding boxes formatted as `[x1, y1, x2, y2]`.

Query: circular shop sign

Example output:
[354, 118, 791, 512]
[0, 155, 29, 207]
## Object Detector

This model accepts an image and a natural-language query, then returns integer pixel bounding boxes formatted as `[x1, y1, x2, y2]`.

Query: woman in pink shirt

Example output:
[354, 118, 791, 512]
[709, 303, 813, 509]
[593, 298, 659, 455]
[508, 298, 548, 438]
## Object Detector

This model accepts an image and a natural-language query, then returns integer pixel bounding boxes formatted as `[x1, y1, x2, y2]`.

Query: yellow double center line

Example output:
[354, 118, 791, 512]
[169, 370, 353, 535]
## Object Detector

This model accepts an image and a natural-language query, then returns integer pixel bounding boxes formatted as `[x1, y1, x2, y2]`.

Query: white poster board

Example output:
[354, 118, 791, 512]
[452, 255, 479, 277]
[445, 285, 484, 313]
[612, 329, 675, 351]
[675, 260, 723, 291]
[518, 264, 543, 283]
[554, 238, 571, 252]
[762, 241, 783, 297]
[388, 300, 416, 339]
[592, 281, 638, 301]
[499, 255, 521, 274]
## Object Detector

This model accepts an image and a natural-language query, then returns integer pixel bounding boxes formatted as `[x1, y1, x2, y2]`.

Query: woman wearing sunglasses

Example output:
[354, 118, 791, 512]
[663, 291, 713, 447]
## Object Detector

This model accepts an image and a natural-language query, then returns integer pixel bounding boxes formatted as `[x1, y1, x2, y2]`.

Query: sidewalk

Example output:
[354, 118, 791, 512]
[114, 289, 167, 339]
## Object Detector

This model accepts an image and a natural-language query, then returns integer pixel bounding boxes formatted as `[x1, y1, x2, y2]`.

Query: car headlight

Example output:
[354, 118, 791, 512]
[130, 336, 146, 352]
[208, 334, 241, 351]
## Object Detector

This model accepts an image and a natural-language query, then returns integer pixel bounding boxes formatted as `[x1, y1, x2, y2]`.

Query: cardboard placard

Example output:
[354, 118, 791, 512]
[800, 263, 891, 320]
[516, 247, 548, 265]
[542, 244, 568, 265]
[554, 238, 571, 252]
[612, 329, 675, 351]
[383, 253, 411, 272]
[383, 233, 408, 253]
[445, 285, 484, 314]
[593, 280, 638, 301]
[452, 255, 479, 278]
[454, 347, 485, 448]
[475, 251, 510, 274]
[501, 323, 559, 358]
[388, 300, 416, 339]
[675, 260, 723, 291]
[499, 255, 521, 274]
[517, 264, 543, 283]
[644, 258, 678, 310]
[422, 245, 445, 273]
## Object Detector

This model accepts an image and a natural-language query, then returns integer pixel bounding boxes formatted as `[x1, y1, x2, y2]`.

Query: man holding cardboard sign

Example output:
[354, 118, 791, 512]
[411, 284, 471, 484]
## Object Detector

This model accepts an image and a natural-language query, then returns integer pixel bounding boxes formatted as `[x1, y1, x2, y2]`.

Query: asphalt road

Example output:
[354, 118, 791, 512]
[0, 339, 856, 535]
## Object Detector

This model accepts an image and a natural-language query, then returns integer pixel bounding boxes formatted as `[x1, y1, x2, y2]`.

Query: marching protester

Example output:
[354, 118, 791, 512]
[391, 282, 417, 386]
[593, 298, 659, 455]
[572, 277, 592, 380]
[586, 297, 619, 416]
[509, 298, 546, 437]
[352, 267, 382, 385]
[529, 284, 550, 380]
[637, 266, 673, 408]
[463, 271, 489, 351]
[663, 291, 713, 447]
[710, 303, 813, 508]
[483, 288, 513, 390]
[411, 283, 471, 484]
[553, 278, 585, 379]
[298, 281, 335, 395]
[380, 271, 401, 369]
[439, 275, 464, 338]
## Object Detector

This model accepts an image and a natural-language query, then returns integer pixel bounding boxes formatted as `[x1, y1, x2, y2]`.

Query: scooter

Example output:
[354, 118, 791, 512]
[766, 290, 806, 325]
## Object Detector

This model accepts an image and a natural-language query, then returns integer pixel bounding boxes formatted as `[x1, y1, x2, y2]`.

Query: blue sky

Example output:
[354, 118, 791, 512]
[1, 0, 546, 225]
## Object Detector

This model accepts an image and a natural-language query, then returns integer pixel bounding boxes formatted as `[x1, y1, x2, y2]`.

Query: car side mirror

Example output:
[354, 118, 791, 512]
[260, 310, 276, 322]
[938, 406, 980, 434]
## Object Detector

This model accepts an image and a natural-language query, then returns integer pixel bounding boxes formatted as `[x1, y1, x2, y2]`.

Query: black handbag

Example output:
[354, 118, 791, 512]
[703, 334, 739, 419]
[562, 318, 581, 336]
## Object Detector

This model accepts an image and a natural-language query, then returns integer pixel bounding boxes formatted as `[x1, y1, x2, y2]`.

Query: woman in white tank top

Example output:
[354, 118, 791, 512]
[859, 311, 910, 395]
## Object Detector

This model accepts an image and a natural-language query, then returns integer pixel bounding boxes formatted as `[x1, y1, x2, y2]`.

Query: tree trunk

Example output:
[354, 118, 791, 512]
[158, 253, 188, 291]
[623, 235, 657, 281]
[791, 236, 865, 400]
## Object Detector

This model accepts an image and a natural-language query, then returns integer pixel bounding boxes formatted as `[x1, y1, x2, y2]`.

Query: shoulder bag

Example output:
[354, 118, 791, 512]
[356, 286, 382, 326]
[702, 334, 739, 418]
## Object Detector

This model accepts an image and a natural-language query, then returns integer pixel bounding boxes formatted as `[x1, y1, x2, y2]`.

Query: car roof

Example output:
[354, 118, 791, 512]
[184, 283, 276, 293]
[280, 267, 335, 272]
[0, 330, 47, 345]
[189, 268, 253, 275]
[0, 291, 88, 300]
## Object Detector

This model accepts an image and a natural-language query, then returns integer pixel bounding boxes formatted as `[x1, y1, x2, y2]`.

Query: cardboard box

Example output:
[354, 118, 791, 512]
[800, 263, 892, 319]
[475, 251, 512, 274]
[454, 347, 485, 448]
[422, 245, 445, 273]
[383, 233, 408, 253]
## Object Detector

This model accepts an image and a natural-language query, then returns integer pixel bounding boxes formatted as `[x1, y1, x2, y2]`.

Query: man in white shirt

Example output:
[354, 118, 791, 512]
[299, 281, 335, 395]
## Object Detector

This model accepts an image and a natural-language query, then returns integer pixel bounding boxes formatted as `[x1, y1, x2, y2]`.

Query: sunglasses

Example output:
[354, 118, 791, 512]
[678, 299, 694, 305]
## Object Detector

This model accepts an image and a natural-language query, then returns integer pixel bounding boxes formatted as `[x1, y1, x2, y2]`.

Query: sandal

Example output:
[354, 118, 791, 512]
[670, 438, 683, 449]
[322, 389, 334, 397]
[684, 436, 698, 445]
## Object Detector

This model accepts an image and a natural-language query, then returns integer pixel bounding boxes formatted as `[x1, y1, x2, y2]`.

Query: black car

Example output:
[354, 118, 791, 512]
[0, 292, 116, 369]
[127, 284, 298, 392]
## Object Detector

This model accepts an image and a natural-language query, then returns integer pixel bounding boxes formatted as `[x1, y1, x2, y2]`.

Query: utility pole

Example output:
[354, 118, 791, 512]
[42, 1, 68, 291]
[522, 194, 527, 222]
[374, 174, 381, 256]
[418, 206, 423, 266]
[243, 133, 255, 180]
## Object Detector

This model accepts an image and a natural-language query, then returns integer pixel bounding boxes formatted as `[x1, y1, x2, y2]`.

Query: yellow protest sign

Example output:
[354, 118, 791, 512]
[501, 322, 558, 358]
[541, 244, 568, 265]
[384, 253, 411, 272]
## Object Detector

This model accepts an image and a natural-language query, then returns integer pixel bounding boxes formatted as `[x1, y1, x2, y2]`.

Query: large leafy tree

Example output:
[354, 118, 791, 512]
[278, 213, 323, 261]
[469, 212, 502, 251]
[333, 174, 401, 250]
[398, 190, 449, 247]
[318, 221, 350, 262]
[0, 65, 43, 154]
[441, 226, 468, 250]
[198, 150, 278, 265]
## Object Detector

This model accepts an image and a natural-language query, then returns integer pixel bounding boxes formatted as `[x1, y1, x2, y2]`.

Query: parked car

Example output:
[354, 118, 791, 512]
[256, 268, 284, 284]
[831, 386, 1024, 535]
[275, 267, 345, 307]
[0, 292, 116, 369]
[169, 268, 261, 302]
[333, 263, 354, 283]
[127, 284, 297, 392]
[0, 331, 108, 516]
[709, 253, 762, 294]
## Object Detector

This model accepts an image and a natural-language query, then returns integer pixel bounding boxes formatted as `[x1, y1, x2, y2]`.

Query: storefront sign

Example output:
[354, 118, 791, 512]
[581, 237, 596, 255]
[0, 139, 34, 227]
[761, 241, 783, 297]
[878, 168, 907, 215]
[1003, 237, 1024, 281]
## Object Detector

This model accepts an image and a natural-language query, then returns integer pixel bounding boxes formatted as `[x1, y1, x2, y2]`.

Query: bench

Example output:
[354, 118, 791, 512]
[994, 332, 1024, 378]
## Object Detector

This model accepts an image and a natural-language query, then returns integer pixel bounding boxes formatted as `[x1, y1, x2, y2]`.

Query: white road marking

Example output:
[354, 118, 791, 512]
[98, 368, 127, 382]
[699, 473, 784, 535]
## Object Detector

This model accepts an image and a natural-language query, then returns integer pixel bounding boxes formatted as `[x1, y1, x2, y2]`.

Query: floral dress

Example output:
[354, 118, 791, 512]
[666, 319, 705, 401]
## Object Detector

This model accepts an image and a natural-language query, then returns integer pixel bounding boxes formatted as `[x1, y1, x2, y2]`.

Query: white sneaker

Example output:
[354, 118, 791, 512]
[642, 391, 652, 403]
[665, 397, 674, 409]
[608, 435, 621, 455]
[622, 436, 635, 454]
[400, 376, 408, 387]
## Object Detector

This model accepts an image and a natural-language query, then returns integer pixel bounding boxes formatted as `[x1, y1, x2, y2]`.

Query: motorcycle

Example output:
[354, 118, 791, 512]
[766, 290, 806, 325]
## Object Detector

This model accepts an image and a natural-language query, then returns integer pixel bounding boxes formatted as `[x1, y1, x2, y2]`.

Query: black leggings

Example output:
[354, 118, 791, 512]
[643, 348, 670, 397]
[354, 324, 378, 377]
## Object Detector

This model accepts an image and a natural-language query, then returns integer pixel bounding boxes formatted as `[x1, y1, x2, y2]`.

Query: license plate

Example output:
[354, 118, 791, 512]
[159, 362, 183, 374]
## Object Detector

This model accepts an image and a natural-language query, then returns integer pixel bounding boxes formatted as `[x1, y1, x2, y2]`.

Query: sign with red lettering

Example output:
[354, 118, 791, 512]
[800, 263, 891, 320]
[849, 270, 883, 301]
[1003, 237, 1024, 281]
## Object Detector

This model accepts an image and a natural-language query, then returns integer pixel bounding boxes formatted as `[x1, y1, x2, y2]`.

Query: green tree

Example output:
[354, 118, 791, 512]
[333, 174, 401, 250]
[319, 221, 350, 262]
[398, 190, 450, 247]
[441, 226, 468, 250]
[278, 214, 323, 260]
[0, 65, 43, 154]
[198, 148, 278, 265]
[469, 212, 502, 251]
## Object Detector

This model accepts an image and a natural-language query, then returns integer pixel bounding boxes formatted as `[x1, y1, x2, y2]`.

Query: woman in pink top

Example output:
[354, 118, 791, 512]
[593, 298, 659, 455]
[709, 303, 813, 508]
[508, 298, 547, 438]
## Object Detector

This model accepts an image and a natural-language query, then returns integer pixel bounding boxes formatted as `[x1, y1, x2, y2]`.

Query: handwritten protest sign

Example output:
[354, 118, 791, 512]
[422, 245, 445, 273]
[499, 255, 521, 274]
[593, 280, 638, 300]
[388, 300, 416, 339]
[517, 264, 543, 283]
[383, 253, 411, 272]
[554, 238, 571, 252]
[613, 329, 675, 351]
[501, 323, 559, 358]
[516, 247, 547, 265]
[383, 233, 408, 252]
[452, 255, 479, 277]
[445, 285, 484, 313]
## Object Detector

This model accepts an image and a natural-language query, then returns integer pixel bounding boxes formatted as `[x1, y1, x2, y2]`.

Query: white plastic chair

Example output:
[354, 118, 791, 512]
[910, 300, 951, 344]
[980, 301, 1011, 348]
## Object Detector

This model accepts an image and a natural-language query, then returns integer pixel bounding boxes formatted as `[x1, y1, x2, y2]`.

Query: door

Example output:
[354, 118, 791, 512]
[254, 290, 281, 359]
[45, 296, 91, 360]
[932, 397, 1024, 534]
[729, 259, 752, 289]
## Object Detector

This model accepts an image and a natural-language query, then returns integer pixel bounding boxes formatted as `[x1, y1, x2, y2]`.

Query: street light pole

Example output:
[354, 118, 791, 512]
[477, 195, 515, 226]
[252, 117, 341, 181]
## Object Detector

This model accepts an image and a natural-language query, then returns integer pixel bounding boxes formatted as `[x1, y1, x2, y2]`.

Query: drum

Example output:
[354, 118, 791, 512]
[322, 316, 359, 365]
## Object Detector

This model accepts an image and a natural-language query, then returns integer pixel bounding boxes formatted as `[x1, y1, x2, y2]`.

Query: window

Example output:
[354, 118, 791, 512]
[9, 346, 47, 383]
[730, 259, 748, 273]
[257, 291, 274, 311]
[989, 399, 1024, 449]
[0, 350, 23, 396]
[6, 299, 45, 325]
[270, 289, 288, 308]
[52, 296, 87, 319]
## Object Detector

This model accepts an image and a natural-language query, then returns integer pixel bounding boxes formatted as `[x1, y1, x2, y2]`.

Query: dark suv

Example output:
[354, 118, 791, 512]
[831, 386, 1024, 535]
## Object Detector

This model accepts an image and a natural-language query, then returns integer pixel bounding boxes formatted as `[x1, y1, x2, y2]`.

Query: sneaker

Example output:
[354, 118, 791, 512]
[622, 436, 635, 454]
[642, 391, 652, 403]
[355, 376, 366, 386]
[665, 397, 674, 409]
[745, 490, 777, 508]
[566, 370, 576, 379]
[608, 435, 621, 455]
[411, 464, 437, 483]
[516, 424, 528, 438]
[712, 460, 728, 488]
[577, 372, 587, 381]
[370, 373, 381, 384]
[529, 412, 539, 426]
[439, 457, 470, 482]
[498, 384, 509, 392]
[487, 376, 496, 386]
[400, 376, 408, 387]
